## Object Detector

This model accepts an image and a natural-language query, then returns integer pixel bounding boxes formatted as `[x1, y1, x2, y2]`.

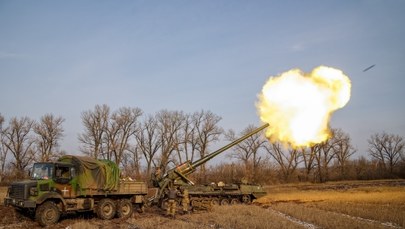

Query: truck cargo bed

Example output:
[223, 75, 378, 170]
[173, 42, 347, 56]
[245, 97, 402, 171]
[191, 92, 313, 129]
[117, 181, 148, 194]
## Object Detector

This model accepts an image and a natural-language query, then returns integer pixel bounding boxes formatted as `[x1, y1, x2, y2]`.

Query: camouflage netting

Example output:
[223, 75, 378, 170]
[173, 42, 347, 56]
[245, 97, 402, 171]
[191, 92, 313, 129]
[58, 155, 119, 191]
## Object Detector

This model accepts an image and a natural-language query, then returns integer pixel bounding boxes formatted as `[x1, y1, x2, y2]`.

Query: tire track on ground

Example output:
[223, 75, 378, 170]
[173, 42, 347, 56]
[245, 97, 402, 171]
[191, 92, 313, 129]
[258, 201, 403, 229]
[265, 207, 321, 229]
[312, 207, 404, 229]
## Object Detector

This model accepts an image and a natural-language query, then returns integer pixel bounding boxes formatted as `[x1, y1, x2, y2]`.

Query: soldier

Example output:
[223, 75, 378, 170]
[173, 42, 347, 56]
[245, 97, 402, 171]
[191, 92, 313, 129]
[40, 166, 50, 179]
[154, 167, 162, 180]
[181, 188, 190, 214]
[166, 185, 178, 218]
[152, 167, 162, 187]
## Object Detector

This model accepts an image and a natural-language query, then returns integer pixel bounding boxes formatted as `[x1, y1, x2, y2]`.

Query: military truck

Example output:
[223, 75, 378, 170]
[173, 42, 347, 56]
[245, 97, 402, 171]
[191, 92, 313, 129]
[150, 123, 269, 210]
[4, 155, 147, 226]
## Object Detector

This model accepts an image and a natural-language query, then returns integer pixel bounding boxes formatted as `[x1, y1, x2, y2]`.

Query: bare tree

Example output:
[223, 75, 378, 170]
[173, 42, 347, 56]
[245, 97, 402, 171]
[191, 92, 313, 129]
[313, 128, 342, 182]
[0, 114, 3, 130]
[2, 117, 35, 179]
[78, 104, 110, 158]
[0, 136, 7, 183]
[175, 113, 198, 164]
[156, 110, 185, 174]
[33, 114, 65, 162]
[135, 114, 161, 180]
[193, 110, 222, 183]
[105, 107, 142, 165]
[207, 162, 244, 184]
[264, 142, 301, 182]
[0, 114, 9, 182]
[301, 146, 317, 181]
[227, 124, 266, 182]
[352, 156, 380, 180]
[333, 129, 356, 179]
[121, 144, 142, 179]
[368, 132, 404, 175]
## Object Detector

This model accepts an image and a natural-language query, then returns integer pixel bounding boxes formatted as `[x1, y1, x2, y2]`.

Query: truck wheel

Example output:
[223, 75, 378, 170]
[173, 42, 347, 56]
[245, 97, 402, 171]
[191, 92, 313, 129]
[35, 201, 61, 226]
[96, 198, 116, 220]
[117, 199, 133, 219]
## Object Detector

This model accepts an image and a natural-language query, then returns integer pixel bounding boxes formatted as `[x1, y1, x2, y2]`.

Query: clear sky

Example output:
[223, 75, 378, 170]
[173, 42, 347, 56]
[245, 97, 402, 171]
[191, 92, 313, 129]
[1, 1, 404, 158]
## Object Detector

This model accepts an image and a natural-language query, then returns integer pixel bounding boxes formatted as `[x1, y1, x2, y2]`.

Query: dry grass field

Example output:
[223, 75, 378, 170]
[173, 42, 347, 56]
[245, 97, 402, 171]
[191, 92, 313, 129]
[258, 180, 405, 229]
[0, 180, 404, 229]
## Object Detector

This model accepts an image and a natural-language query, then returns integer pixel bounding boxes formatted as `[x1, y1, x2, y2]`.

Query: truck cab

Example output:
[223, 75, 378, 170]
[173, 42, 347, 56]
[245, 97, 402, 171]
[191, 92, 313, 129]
[5, 162, 76, 209]
[32, 162, 77, 197]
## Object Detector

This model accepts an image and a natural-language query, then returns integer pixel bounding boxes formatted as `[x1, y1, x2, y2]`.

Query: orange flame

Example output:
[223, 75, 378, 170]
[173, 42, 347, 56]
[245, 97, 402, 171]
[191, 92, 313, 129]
[256, 66, 351, 147]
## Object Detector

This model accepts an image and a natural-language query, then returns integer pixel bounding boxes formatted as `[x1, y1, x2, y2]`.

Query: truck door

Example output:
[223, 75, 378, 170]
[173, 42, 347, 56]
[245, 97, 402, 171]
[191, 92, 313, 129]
[55, 165, 75, 198]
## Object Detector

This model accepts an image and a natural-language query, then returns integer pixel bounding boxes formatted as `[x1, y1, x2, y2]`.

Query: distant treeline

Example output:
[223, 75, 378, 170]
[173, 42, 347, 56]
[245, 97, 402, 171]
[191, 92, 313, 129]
[1, 105, 404, 184]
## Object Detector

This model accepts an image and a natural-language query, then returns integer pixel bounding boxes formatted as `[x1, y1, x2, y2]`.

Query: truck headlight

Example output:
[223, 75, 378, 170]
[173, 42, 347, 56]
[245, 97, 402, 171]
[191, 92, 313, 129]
[30, 187, 38, 196]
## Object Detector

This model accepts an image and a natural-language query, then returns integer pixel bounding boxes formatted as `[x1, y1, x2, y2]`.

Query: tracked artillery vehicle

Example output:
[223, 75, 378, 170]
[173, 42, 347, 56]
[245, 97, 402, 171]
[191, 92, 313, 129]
[185, 180, 266, 206]
[150, 123, 269, 209]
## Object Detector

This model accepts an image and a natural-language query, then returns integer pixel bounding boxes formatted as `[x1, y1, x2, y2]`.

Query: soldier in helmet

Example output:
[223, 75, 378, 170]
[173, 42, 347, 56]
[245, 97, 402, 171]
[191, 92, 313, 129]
[166, 183, 178, 218]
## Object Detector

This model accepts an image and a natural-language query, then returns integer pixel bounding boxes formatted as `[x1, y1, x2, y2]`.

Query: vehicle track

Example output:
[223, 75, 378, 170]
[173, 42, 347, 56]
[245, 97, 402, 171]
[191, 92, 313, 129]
[265, 207, 320, 229]
[259, 202, 404, 229]
[309, 207, 404, 229]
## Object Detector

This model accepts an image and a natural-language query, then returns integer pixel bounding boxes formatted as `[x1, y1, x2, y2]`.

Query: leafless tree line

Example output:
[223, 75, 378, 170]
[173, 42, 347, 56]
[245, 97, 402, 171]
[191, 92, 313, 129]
[77, 105, 223, 183]
[263, 128, 358, 183]
[219, 126, 404, 183]
[219, 126, 357, 183]
[0, 113, 65, 180]
[1, 107, 404, 184]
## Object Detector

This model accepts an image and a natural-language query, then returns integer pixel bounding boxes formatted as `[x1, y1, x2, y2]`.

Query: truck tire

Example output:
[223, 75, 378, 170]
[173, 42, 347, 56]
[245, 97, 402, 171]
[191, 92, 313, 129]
[96, 198, 116, 220]
[35, 201, 61, 226]
[117, 199, 133, 219]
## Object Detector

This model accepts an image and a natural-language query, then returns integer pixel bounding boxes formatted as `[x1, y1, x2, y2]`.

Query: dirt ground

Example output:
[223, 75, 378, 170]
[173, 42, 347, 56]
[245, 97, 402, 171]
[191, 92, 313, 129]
[1, 180, 404, 229]
[0, 204, 166, 229]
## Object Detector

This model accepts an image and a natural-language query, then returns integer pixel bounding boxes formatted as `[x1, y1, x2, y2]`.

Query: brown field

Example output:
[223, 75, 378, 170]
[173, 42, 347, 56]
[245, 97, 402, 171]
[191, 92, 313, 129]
[0, 180, 404, 229]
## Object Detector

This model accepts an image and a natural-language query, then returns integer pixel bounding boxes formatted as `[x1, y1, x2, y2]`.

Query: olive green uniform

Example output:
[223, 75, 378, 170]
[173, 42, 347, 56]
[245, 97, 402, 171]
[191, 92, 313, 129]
[167, 187, 177, 217]
[182, 189, 190, 213]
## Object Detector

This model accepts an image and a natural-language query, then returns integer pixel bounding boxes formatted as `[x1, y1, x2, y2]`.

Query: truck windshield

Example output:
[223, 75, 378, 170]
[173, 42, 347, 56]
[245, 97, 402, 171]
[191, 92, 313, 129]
[31, 163, 54, 180]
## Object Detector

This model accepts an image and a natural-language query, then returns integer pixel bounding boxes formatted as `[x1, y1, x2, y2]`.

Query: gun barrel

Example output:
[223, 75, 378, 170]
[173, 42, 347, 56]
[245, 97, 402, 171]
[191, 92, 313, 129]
[189, 123, 269, 171]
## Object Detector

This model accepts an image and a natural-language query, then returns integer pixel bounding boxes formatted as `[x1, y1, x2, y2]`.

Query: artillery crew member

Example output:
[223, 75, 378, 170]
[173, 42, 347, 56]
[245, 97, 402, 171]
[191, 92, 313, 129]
[154, 167, 162, 179]
[167, 185, 178, 218]
[182, 188, 190, 214]
[152, 167, 162, 187]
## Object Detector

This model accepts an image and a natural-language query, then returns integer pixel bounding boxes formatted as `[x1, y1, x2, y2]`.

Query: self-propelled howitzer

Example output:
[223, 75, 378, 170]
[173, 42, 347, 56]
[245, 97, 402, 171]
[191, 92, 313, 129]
[151, 123, 269, 206]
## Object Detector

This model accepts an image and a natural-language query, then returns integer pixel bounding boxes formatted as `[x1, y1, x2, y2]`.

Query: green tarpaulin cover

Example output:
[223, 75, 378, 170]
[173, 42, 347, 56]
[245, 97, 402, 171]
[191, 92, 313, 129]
[58, 155, 119, 191]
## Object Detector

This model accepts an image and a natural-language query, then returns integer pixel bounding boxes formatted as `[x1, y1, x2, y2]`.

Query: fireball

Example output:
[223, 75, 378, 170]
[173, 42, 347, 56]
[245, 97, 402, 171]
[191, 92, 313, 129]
[256, 66, 351, 147]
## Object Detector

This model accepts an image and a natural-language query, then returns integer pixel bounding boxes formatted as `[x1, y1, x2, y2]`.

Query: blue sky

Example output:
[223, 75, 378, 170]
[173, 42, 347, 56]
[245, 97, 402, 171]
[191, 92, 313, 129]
[1, 1, 404, 158]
